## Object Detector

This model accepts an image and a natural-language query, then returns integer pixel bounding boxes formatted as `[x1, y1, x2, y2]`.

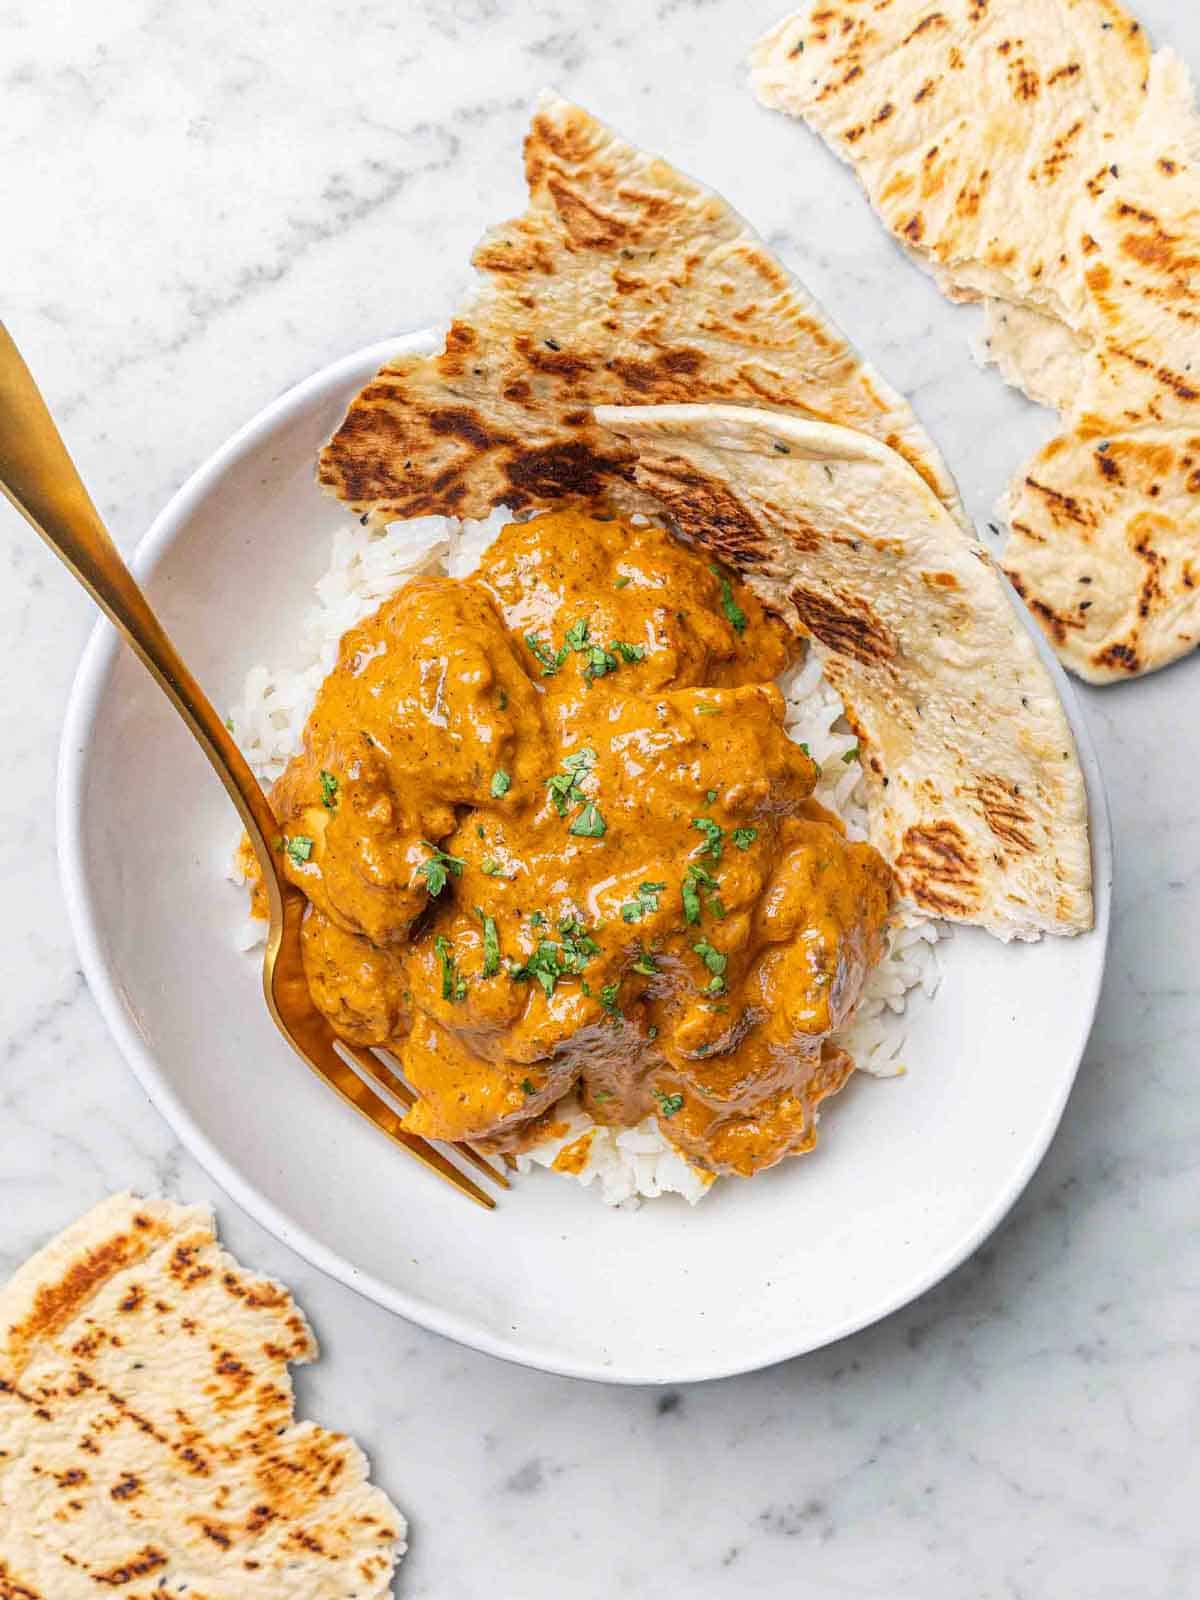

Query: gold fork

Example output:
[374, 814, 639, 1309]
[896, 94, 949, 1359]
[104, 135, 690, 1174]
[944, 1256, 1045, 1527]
[0, 323, 506, 1208]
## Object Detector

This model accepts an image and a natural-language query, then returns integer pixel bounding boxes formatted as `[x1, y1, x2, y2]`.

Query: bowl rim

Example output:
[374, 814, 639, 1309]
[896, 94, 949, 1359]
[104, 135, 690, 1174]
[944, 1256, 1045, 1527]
[56, 333, 1114, 1385]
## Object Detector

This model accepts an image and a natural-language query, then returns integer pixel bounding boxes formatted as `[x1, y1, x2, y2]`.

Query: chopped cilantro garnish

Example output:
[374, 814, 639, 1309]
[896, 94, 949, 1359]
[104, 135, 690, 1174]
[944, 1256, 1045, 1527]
[563, 616, 591, 652]
[435, 935, 467, 1002]
[798, 741, 822, 775]
[731, 827, 758, 851]
[319, 770, 339, 810]
[599, 981, 622, 1018]
[682, 862, 721, 925]
[546, 747, 596, 816]
[592, 1088, 612, 1102]
[583, 644, 620, 681]
[694, 701, 721, 717]
[521, 1078, 536, 1096]
[705, 789, 718, 804]
[481, 858, 504, 878]
[418, 842, 465, 897]
[490, 769, 512, 798]
[529, 910, 547, 927]
[631, 950, 658, 977]
[654, 1090, 684, 1119]
[284, 835, 314, 867]
[693, 939, 728, 978]
[525, 632, 568, 677]
[613, 641, 645, 663]
[647, 1025, 659, 1041]
[710, 566, 748, 634]
[509, 939, 565, 997]
[621, 881, 667, 923]
[692, 817, 725, 861]
[569, 801, 606, 838]
[498, 687, 509, 710]
[842, 744, 861, 764]
[477, 909, 501, 978]
[613, 574, 632, 589]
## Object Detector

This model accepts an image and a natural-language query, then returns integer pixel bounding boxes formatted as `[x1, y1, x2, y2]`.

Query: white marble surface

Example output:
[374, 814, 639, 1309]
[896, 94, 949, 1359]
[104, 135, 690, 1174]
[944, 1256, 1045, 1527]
[2, 1, 1199, 1593]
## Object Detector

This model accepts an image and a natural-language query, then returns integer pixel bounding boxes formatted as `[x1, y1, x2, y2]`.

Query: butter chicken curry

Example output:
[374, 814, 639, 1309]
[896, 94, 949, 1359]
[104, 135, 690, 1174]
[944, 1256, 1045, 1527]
[256, 510, 894, 1178]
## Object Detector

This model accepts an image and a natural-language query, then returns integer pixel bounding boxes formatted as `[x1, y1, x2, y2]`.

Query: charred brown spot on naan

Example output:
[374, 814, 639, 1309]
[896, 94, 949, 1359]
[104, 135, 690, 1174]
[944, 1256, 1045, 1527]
[972, 775, 1037, 854]
[790, 585, 897, 665]
[319, 95, 963, 529]
[630, 453, 774, 565]
[895, 822, 980, 918]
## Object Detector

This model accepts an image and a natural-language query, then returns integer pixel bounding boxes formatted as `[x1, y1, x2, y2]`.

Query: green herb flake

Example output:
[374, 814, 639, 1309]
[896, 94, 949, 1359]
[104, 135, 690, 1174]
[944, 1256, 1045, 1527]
[477, 909, 501, 978]
[693, 939, 728, 978]
[525, 632, 568, 677]
[546, 747, 596, 816]
[613, 641, 645, 664]
[498, 688, 509, 710]
[705, 789, 718, 804]
[569, 801, 606, 838]
[613, 575, 632, 589]
[481, 858, 503, 878]
[319, 770, 339, 810]
[710, 566, 748, 635]
[731, 827, 758, 851]
[583, 644, 620, 682]
[647, 1025, 659, 1040]
[530, 910, 547, 927]
[510, 939, 565, 998]
[631, 951, 658, 977]
[522, 1078, 536, 1096]
[842, 744, 861, 764]
[563, 617, 592, 651]
[654, 1090, 684, 1119]
[435, 934, 467, 1002]
[599, 981, 622, 1019]
[621, 880, 668, 923]
[692, 816, 725, 861]
[592, 1088, 612, 1102]
[418, 843, 465, 898]
[284, 835, 314, 867]
[682, 860, 721, 926]
[490, 769, 512, 799]
[694, 701, 721, 717]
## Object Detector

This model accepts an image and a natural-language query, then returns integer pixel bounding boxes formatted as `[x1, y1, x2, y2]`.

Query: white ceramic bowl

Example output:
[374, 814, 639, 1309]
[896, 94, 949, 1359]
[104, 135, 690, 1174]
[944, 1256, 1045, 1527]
[58, 333, 1112, 1384]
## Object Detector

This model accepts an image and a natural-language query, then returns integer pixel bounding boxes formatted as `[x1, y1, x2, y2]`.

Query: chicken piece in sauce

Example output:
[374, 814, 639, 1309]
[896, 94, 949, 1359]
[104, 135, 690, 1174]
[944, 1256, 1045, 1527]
[261, 509, 894, 1179]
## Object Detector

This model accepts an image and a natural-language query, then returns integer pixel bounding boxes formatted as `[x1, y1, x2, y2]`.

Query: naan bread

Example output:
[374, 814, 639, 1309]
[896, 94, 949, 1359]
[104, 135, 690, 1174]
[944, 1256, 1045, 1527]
[752, 3, 1200, 682]
[594, 403, 1093, 940]
[0, 1194, 405, 1599]
[318, 91, 965, 531]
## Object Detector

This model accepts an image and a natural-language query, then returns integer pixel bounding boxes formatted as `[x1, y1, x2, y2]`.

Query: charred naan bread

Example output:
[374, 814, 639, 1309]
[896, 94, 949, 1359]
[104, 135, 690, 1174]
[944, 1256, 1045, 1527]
[0, 1194, 405, 1599]
[752, 2, 1200, 683]
[595, 404, 1092, 940]
[319, 91, 965, 530]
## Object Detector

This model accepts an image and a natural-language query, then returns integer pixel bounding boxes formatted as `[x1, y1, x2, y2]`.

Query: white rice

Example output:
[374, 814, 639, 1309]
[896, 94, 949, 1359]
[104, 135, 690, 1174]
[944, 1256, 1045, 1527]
[229, 514, 941, 1204]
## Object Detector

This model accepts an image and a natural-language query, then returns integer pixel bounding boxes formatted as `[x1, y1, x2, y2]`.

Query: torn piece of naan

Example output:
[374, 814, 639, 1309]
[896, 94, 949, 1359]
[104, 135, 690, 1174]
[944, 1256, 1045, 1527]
[0, 1194, 406, 1599]
[752, 2, 1200, 682]
[595, 402, 1092, 940]
[318, 91, 965, 532]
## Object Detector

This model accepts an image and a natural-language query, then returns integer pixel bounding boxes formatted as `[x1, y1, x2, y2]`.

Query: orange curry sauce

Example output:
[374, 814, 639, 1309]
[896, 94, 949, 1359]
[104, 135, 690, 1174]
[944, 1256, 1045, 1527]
[256, 510, 894, 1177]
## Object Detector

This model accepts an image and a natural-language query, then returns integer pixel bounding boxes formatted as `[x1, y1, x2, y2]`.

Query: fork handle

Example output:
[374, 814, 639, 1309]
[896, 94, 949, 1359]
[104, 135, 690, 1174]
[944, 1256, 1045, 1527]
[0, 322, 282, 879]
